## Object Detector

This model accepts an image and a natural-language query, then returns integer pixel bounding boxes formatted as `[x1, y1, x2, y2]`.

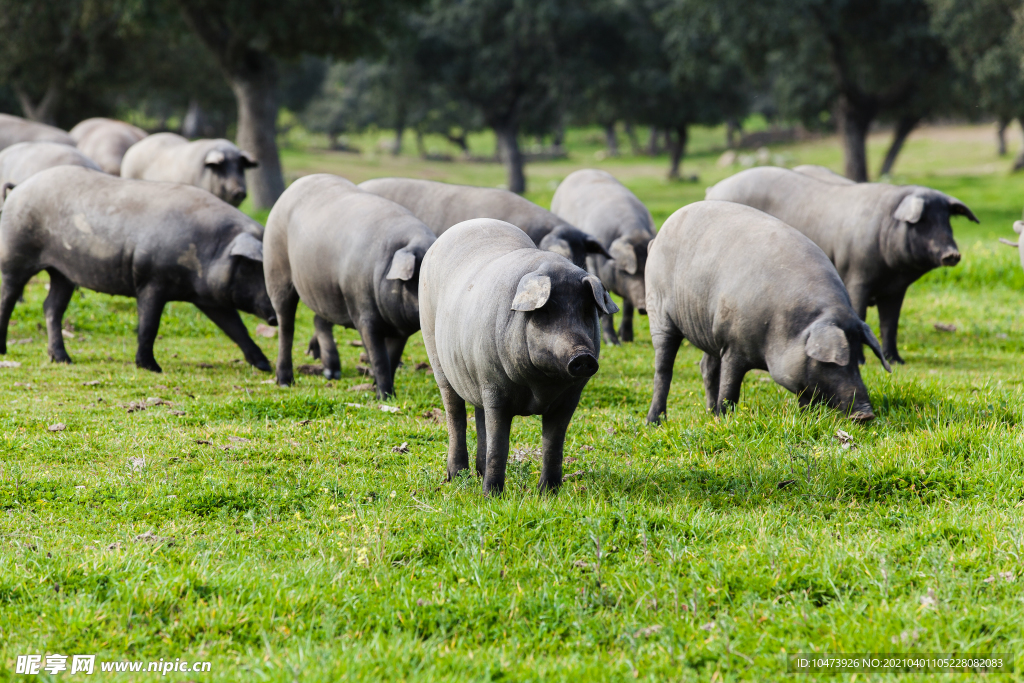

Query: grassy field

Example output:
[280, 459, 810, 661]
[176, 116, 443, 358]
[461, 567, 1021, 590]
[2, 123, 1024, 681]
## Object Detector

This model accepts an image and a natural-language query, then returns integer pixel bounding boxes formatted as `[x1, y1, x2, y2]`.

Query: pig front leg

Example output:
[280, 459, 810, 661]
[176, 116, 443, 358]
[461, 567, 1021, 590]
[618, 300, 635, 342]
[273, 289, 300, 385]
[538, 388, 584, 493]
[699, 353, 721, 413]
[312, 315, 341, 380]
[195, 304, 272, 372]
[135, 287, 167, 372]
[647, 333, 682, 424]
[436, 372, 469, 481]
[0, 269, 33, 355]
[385, 335, 408, 382]
[601, 313, 621, 346]
[43, 269, 76, 364]
[714, 354, 748, 415]
[359, 321, 395, 399]
[876, 289, 907, 364]
[481, 406, 513, 496]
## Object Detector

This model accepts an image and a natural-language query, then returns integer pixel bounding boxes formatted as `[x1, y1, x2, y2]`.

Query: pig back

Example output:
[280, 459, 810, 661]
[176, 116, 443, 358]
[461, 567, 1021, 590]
[0, 114, 74, 151]
[0, 142, 100, 187]
[648, 201, 847, 356]
[551, 169, 655, 243]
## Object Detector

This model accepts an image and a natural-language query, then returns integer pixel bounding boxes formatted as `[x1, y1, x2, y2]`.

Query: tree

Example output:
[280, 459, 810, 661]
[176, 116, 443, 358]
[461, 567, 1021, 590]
[174, 0, 415, 208]
[302, 60, 386, 149]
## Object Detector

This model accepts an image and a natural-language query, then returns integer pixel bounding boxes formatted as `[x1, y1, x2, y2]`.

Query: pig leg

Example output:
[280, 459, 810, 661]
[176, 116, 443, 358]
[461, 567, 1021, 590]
[700, 353, 721, 413]
[385, 335, 408, 383]
[43, 269, 76, 364]
[647, 333, 682, 424]
[474, 407, 487, 477]
[876, 290, 907, 364]
[135, 287, 167, 372]
[273, 289, 300, 385]
[618, 301, 635, 342]
[715, 354, 748, 415]
[0, 269, 34, 354]
[312, 315, 341, 380]
[538, 389, 583, 493]
[437, 373, 469, 480]
[195, 304, 272, 372]
[481, 407, 513, 496]
[359, 323, 395, 399]
[601, 314, 621, 346]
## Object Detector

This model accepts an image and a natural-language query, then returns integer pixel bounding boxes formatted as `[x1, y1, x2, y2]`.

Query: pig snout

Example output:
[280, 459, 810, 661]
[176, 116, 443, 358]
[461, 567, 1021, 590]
[940, 249, 961, 266]
[567, 350, 599, 378]
[228, 188, 247, 206]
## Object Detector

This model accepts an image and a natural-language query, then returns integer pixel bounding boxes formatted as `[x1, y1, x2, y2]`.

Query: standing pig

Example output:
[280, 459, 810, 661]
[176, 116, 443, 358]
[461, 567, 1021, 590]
[69, 118, 148, 176]
[0, 114, 74, 151]
[0, 166, 277, 372]
[264, 174, 436, 398]
[359, 177, 609, 268]
[121, 132, 257, 207]
[551, 169, 656, 344]
[420, 218, 618, 494]
[706, 166, 977, 363]
[0, 142, 101, 208]
[645, 201, 890, 424]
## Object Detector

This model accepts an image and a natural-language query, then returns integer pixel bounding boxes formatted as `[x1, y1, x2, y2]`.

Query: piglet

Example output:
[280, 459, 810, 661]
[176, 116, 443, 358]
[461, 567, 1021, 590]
[419, 218, 617, 494]
[645, 201, 890, 423]
[263, 174, 436, 398]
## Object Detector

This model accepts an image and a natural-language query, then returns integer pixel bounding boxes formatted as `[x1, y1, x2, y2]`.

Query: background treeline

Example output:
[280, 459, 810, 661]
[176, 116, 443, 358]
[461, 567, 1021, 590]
[3, 0, 1024, 205]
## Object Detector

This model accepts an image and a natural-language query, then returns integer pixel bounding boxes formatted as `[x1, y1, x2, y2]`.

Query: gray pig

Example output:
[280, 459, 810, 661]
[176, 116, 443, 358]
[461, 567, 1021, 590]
[0, 166, 276, 371]
[420, 218, 618, 494]
[264, 174, 436, 398]
[793, 164, 855, 185]
[551, 169, 655, 345]
[706, 166, 977, 363]
[0, 113, 74, 151]
[121, 132, 257, 207]
[359, 177, 609, 268]
[69, 117, 148, 176]
[0, 142, 101, 208]
[645, 201, 890, 423]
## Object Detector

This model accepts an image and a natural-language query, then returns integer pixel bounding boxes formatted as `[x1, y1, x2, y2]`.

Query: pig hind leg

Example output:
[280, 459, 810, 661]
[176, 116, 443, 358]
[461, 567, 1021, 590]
[714, 353, 749, 415]
[876, 290, 907, 364]
[135, 286, 167, 372]
[474, 407, 487, 477]
[195, 304, 271, 372]
[436, 371, 469, 481]
[700, 353, 721, 413]
[647, 332, 682, 424]
[385, 336, 408, 384]
[359, 322, 395, 399]
[312, 315, 341, 380]
[538, 388, 584, 493]
[618, 300, 635, 342]
[0, 267, 35, 354]
[273, 289, 300, 385]
[43, 269, 76, 363]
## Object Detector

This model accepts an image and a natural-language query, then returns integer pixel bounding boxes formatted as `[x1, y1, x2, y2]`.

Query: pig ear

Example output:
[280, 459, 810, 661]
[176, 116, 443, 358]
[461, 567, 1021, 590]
[585, 236, 611, 258]
[608, 237, 637, 274]
[240, 150, 259, 169]
[386, 248, 417, 281]
[538, 234, 573, 261]
[948, 197, 978, 223]
[585, 275, 619, 315]
[2, 181, 14, 201]
[204, 149, 227, 167]
[511, 272, 551, 311]
[893, 195, 925, 224]
[861, 322, 892, 372]
[228, 232, 264, 262]
[805, 322, 850, 366]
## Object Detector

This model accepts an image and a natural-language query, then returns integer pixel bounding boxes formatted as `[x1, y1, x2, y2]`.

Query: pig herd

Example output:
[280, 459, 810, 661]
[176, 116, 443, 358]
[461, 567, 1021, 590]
[0, 114, 982, 494]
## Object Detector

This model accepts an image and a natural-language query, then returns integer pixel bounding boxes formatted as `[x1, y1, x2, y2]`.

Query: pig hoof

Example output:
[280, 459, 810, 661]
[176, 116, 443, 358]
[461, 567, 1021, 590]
[322, 369, 341, 380]
[850, 410, 875, 422]
[49, 353, 73, 364]
[276, 374, 294, 386]
[136, 360, 163, 373]
[252, 358, 272, 372]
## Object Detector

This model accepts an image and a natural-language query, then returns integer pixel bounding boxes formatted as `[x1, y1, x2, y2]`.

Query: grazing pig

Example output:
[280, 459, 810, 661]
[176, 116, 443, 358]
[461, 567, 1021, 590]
[645, 201, 890, 424]
[0, 166, 276, 372]
[0, 142, 101, 208]
[793, 164, 855, 185]
[551, 169, 656, 344]
[264, 174, 436, 398]
[359, 177, 609, 268]
[0, 113, 75, 151]
[69, 117, 148, 175]
[420, 218, 617, 494]
[706, 166, 977, 363]
[121, 132, 257, 206]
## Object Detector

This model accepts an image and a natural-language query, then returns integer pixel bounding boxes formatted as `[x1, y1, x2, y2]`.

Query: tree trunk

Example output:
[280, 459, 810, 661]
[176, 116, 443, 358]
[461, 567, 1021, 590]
[878, 115, 919, 178]
[444, 132, 469, 154]
[1012, 118, 1024, 171]
[624, 122, 641, 155]
[604, 122, 619, 156]
[15, 81, 61, 126]
[415, 129, 426, 157]
[997, 117, 1008, 157]
[647, 127, 660, 156]
[495, 123, 525, 193]
[726, 118, 741, 149]
[392, 125, 404, 156]
[835, 95, 873, 182]
[230, 67, 285, 209]
[553, 124, 565, 154]
[182, 98, 206, 139]
[667, 125, 688, 179]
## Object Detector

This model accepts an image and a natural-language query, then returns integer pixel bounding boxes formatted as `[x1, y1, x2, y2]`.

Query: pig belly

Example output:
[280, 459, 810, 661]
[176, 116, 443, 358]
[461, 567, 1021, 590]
[40, 236, 135, 297]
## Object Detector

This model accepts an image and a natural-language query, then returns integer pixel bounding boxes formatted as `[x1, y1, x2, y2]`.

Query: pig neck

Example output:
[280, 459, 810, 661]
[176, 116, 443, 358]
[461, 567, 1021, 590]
[878, 214, 929, 275]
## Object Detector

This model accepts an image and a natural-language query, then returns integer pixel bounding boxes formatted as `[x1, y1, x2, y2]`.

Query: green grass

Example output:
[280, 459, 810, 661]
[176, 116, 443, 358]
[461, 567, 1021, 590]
[3, 123, 1024, 681]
